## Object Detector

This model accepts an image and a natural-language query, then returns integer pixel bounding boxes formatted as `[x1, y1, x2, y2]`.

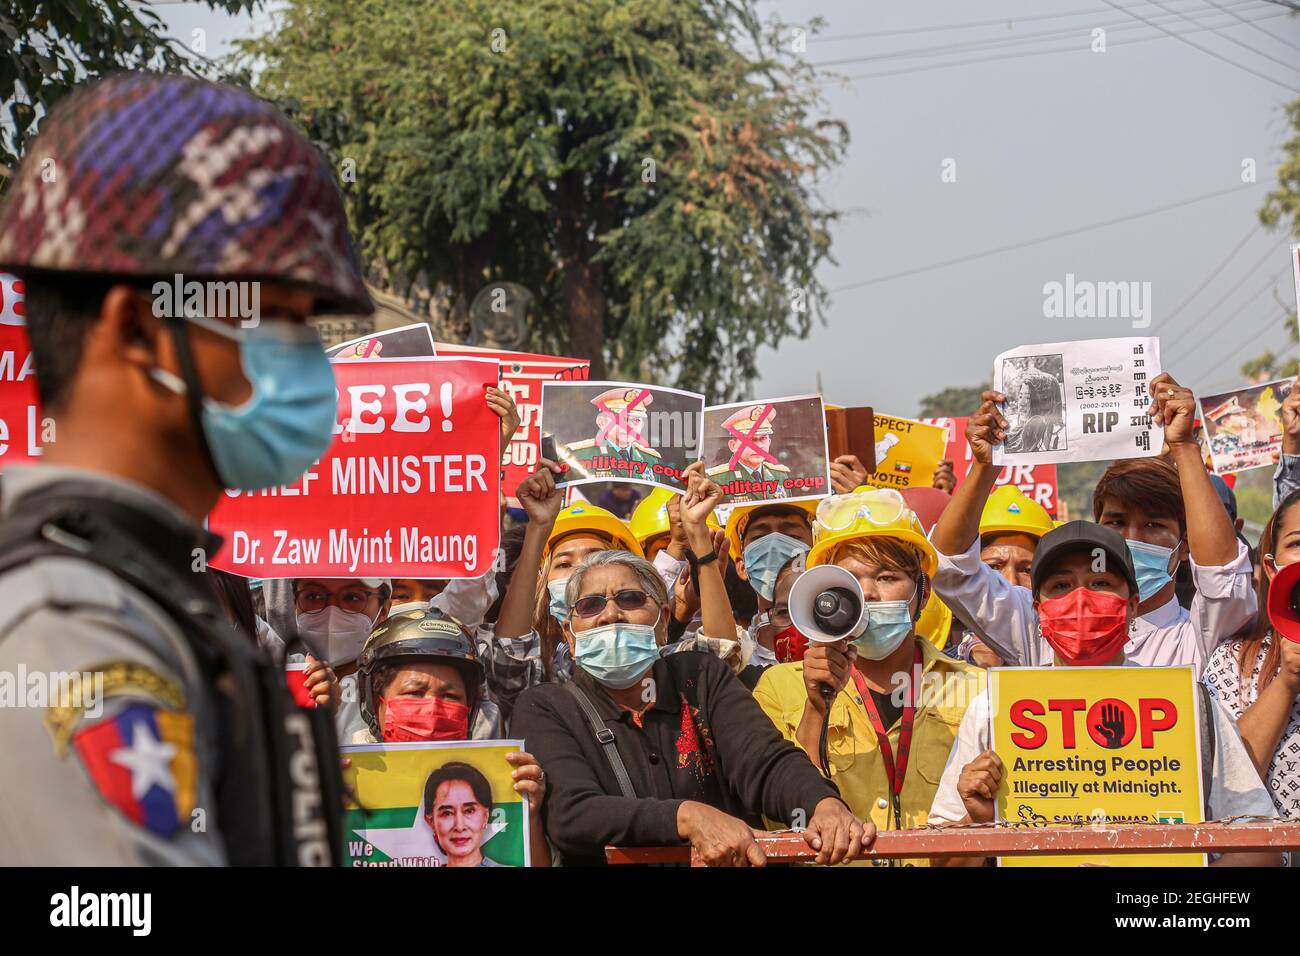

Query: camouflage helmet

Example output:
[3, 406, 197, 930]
[357, 606, 483, 739]
[0, 72, 372, 315]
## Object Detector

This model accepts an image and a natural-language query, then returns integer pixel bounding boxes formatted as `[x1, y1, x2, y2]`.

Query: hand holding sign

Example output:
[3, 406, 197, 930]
[957, 749, 1003, 824]
[966, 391, 1009, 465]
[1145, 373, 1194, 448]
[486, 385, 521, 457]
[829, 454, 869, 494]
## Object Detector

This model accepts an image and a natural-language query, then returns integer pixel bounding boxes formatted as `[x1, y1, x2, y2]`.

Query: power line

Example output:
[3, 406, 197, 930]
[809, 8, 1291, 87]
[1191, 303, 1292, 389]
[1164, 262, 1286, 367]
[1143, 0, 1300, 72]
[805, 0, 1259, 43]
[1096, 0, 1300, 93]
[808, 0, 1268, 68]
[827, 184, 1259, 294]
[1202, 0, 1300, 53]
[1155, 222, 1261, 332]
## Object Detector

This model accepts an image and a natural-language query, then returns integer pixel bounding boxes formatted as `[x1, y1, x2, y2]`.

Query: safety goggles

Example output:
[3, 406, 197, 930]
[815, 486, 909, 533]
[572, 588, 654, 619]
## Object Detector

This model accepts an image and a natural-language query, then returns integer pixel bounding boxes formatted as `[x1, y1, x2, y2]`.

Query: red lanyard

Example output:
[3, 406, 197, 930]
[849, 645, 922, 805]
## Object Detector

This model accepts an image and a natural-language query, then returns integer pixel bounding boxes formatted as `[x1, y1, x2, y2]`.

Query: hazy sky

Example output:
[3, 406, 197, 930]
[158, 0, 1300, 415]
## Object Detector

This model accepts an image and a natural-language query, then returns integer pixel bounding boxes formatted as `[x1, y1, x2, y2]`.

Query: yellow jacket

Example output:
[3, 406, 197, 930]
[752, 639, 984, 866]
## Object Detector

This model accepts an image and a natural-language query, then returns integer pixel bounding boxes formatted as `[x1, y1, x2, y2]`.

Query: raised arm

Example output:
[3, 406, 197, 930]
[679, 462, 735, 639]
[1149, 373, 1237, 567]
[931, 391, 1007, 557]
[495, 461, 564, 639]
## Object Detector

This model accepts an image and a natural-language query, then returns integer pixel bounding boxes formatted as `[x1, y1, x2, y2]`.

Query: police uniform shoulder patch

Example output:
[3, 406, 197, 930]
[45, 660, 186, 757]
[72, 702, 197, 838]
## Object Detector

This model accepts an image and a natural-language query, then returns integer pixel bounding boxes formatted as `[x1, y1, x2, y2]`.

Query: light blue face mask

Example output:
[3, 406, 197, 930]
[547, 577, 571, 623]
[1126, 539, 1177, 601]
[572, 615, 662, 689]
[152, 315, 338, 491]
[851, 599, 914, 661]
[742, 532, 810, 601]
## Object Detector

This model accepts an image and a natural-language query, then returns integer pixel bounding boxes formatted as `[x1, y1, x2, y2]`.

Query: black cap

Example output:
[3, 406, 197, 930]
[1030, 520, 1138, 595]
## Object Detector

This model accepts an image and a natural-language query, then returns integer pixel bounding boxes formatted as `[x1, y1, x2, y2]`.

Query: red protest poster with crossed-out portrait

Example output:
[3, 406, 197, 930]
[209, 357, 501, 579]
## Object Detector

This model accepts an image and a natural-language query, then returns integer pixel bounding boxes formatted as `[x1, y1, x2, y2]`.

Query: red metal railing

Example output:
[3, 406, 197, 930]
[606, 820, 1300, 866]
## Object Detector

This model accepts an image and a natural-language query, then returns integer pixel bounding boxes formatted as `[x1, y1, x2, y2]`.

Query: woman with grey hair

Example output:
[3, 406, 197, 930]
[512, 466, 874, 867]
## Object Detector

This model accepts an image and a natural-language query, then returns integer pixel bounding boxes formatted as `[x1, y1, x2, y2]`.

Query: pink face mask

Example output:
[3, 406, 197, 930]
[381, 696, 470, 743]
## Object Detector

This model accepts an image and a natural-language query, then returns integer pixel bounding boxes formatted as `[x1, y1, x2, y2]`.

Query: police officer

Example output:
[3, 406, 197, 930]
[562, 387, 661, 479]
[0, 73, 371, 864]
[707, 404, 790, 503]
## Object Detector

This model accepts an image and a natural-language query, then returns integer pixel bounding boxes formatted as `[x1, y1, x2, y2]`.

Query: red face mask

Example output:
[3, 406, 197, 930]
[381, 696, 470, 743]
[1037, 587, 1130, 666]
[773, 624, 810, 663]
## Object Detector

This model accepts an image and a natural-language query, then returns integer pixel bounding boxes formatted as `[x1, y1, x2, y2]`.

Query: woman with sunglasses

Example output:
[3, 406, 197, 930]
[752, 487, 984, 865]
[511, 467, 874, 866]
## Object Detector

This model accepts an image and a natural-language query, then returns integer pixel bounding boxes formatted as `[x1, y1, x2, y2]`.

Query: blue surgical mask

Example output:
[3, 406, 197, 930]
[851, 600, 913, 661]
[742, 532, 809, 601]
[153, 315, 337, 491]
[547, 578, 571, 623]
[573, 619, 661, 689]
[1126, 539, 1177, 601]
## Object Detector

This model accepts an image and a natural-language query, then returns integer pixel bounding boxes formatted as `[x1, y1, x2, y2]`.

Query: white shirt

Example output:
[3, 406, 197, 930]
[652, 549, 686, 596]
[928, 674, 1277, 829]
[1204, 634, 1300, 820]
[931, 536, 1256, 677]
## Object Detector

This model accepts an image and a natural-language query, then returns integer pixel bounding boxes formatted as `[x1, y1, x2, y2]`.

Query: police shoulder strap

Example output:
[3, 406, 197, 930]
[564, 681, 638, 799]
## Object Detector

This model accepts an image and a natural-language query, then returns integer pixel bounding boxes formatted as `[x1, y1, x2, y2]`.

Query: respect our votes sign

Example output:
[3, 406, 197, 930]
[209, 357, 501, 579]
[990, 666, 1206, 867]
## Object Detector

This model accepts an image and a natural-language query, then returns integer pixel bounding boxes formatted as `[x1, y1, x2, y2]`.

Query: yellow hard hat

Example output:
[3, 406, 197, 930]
[724, 498, 819, 561]
[545, 502, 644, 559]
[629, 487, 719, 549]
[979, 485, 1053, 540]
[806, 488, 937, 576]
[915, 592, 952, 650]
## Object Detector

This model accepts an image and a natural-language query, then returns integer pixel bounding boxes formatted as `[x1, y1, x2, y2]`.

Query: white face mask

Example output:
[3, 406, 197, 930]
[297, 606, 375, 666]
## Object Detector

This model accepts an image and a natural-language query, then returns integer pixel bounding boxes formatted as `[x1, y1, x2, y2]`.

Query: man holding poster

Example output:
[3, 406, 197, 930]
[931, 371, 1255, 677]
[928, 521, 1280, 867]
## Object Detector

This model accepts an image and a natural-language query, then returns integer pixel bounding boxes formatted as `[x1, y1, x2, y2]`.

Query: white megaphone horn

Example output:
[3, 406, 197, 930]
[789, 564, 867, 643]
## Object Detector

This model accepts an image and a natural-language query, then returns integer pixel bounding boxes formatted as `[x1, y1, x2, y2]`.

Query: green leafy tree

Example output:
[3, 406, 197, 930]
[240, 0, 846, 393]
[0, 0, 258, 175]
[917, 383, 991, 419]
[1261, 98, 1300, 240]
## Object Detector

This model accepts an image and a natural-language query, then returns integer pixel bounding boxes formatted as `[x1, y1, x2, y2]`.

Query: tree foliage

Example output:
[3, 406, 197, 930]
[0, 0, 258, 175]
[239, 0, 846, 395]
[917, 383, 990, 419]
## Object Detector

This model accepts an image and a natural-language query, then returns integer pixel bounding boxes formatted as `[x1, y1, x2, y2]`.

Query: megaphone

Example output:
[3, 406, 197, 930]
[790, 564, 867, 643]
[1266, 559, 1300, 644]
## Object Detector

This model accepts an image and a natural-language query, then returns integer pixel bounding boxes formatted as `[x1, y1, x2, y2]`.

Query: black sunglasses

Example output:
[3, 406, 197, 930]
[572, 588, 653, 619]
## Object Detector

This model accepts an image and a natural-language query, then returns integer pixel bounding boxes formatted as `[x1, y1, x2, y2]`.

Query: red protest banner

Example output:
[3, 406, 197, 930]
[0, 273, 41, 470]
[209, 357, 501, 579]
[921, 415, 1059, 515]
[436, 344, 590, 505]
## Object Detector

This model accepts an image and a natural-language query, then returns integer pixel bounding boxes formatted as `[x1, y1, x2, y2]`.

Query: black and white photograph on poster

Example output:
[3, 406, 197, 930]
[540, 381, 704, 492]
[1000, 353, 1066, 454]
[326, 322, 438, 360]
[701, 395, 832, 505]
[992, 338, 1163, 467]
